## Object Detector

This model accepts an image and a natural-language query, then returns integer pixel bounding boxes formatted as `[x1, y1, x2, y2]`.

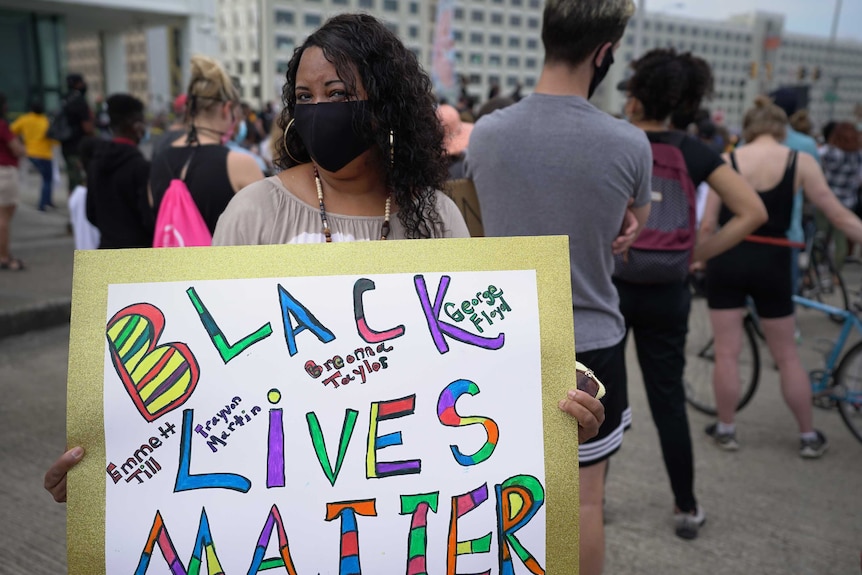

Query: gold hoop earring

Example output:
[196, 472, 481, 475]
[389, 130, 395, 168]
[283, 118, 303, 164]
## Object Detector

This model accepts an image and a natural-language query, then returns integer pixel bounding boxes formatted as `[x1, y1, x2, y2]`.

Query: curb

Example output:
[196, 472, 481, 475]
[0, 299, 72, 340]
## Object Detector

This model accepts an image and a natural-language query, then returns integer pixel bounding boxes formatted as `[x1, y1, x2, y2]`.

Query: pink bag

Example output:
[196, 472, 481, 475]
[153, 156, 212, 248]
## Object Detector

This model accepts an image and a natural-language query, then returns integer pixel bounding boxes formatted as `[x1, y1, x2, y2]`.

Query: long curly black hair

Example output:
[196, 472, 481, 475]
[275, 13, 448, 239]
[628, 48, 714, 123]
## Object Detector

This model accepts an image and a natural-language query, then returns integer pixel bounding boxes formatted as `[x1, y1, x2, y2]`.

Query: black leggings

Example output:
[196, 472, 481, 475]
[615, 278, 697, 513]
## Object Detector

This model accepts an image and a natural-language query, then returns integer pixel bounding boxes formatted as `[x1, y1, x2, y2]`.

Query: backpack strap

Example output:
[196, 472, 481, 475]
[729, 151, 739, 172]
[178, 151, 195, 182]
[160, 146, 197, 183]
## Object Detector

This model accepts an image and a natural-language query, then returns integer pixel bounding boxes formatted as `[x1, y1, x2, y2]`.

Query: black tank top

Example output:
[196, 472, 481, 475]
[719, 150, 797, 238]
[150, 145, 234, 234]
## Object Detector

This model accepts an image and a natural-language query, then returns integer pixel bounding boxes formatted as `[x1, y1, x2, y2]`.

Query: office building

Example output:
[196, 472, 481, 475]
[219, 0, 545, 108]
[607, 10, 862, 131]
[0, 0, 217, 115]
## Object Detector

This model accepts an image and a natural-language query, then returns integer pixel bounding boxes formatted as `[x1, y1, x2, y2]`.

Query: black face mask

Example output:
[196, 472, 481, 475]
[293, 101, 374, 173]
[588, 49, 615, 99]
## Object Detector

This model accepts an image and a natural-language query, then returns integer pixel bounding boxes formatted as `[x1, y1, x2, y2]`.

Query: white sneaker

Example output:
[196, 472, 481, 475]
[674, 505, 706, 540]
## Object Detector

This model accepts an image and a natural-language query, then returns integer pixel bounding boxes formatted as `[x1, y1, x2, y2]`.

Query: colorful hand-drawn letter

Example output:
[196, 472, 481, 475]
[106, 303, 200, 422]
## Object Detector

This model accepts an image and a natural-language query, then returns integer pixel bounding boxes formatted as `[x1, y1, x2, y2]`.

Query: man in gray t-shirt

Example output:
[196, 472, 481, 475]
[465, 1, 650, 573]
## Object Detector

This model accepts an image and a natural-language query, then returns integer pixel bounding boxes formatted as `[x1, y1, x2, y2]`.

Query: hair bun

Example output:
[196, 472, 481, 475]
[754, 95, 772, 109]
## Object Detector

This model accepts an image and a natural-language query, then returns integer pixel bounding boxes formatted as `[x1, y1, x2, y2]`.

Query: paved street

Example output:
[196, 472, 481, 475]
[0, 169, 861, 573]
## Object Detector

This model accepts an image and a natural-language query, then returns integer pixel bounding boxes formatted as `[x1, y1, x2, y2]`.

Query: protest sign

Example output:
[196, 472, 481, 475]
[66, 236, 578, 574]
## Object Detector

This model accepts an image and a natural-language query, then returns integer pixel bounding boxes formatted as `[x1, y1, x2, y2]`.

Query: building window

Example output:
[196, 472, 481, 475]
[471, 10, 484, 22]
[490, 34, 502, 46]
[509, 15, 522, 26]
[359, 0, 374, 8]
[237, 61, 245, 74]
[409, 25, 419, 39]
[529, 0, 540, 7]
[332, 0, 348, 4]
[507, 56, 520, 67]
[304, 14, 322, 26]
[469, 32, 484, 45]
[454, 51, 463, 63]
[252, 60, 260, 74]
[527, 38, 538, 50]
[384, 0, 398, 11]
[528, 17, 539, 29]
[488, 74, 501, 86]
[508, 36, 521, 48]
[489, 54, 501, 66]
[525, 76, 536, 87]
[276, 35, 295, 51]
[410, 2, 419, 14]
[469, 73, 481, 84]
[507, 75, 519, 86]
[511, 0, 522, 6]
[470, 53, 483, 65]
[253, 86, 261, 99]
[454, 7, 464, 19]
[491, 12, 503, 24]
[384, 21, 398, 34]
[454, 29, 464, 41]
[526, 57, 537, 68]
[276, 60, 290, 74]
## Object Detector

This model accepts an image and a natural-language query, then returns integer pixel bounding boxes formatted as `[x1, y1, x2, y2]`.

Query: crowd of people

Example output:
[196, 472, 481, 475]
[0, 0, 855, 573]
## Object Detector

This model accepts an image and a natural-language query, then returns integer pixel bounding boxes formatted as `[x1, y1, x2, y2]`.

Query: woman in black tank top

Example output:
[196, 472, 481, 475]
[718, 150, 797, 239]
[149, 55, 264, 235]
[704, 96, 862, 459]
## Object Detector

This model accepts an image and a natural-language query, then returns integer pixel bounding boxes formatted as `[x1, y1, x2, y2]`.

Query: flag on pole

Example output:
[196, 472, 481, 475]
[431, 0, 458, 102]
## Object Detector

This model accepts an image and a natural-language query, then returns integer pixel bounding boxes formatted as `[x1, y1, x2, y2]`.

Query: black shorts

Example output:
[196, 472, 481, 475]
[577, 338, 630, 467]
[705, 242, 794, 319]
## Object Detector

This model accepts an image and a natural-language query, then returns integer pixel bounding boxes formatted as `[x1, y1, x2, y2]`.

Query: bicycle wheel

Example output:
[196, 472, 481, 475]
[833, 341, 862, 444]
[804, 248, 849, 323]
[684, 292, 761, 415]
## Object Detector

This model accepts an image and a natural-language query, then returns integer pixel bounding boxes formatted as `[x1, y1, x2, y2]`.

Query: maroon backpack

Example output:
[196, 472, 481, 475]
[614, 133, 697, 284]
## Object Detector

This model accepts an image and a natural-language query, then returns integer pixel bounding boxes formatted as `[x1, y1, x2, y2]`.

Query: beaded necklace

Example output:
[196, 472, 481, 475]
[313, 166, 391, 242]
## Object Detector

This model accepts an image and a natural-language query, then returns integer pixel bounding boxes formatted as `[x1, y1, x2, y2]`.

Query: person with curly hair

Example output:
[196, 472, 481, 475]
[616, 48, 766, 540]
[212, 14, 465, 243]
[45, 13, 608, 510]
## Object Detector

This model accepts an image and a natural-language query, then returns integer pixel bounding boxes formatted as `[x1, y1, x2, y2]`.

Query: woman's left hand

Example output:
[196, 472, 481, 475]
[558, 389, 605, 443]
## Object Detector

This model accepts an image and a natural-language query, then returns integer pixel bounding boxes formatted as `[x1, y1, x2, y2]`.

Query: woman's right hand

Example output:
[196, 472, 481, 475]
[44, 447, 84, 503]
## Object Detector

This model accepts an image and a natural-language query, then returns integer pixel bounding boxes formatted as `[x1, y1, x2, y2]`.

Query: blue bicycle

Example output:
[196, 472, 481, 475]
[793, 295, 862, 443]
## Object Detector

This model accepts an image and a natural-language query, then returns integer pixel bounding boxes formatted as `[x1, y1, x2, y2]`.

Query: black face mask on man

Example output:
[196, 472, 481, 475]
[588, 48, 615, 99]
[293, 101, 374, 173]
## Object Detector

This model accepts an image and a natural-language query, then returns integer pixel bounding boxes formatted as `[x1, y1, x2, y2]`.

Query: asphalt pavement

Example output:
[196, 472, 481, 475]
[1, 169, 860, 574]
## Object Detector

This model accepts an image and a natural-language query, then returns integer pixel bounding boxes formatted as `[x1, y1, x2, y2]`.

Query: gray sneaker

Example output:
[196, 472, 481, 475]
[800, 430, 828, 459]
[705, 423, 739, 451]
[674, 506, 706, 540]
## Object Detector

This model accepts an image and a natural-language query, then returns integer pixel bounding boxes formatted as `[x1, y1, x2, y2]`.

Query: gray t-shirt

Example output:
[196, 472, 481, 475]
[466, 94, 652, 352]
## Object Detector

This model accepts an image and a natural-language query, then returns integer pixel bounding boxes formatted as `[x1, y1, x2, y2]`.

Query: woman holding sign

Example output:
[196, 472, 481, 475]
[45, 14, 605, 504]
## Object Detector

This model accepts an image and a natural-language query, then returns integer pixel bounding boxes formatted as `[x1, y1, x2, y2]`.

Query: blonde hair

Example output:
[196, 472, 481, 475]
[186, 55, 240, 116]
[742, 95, 787, 143]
